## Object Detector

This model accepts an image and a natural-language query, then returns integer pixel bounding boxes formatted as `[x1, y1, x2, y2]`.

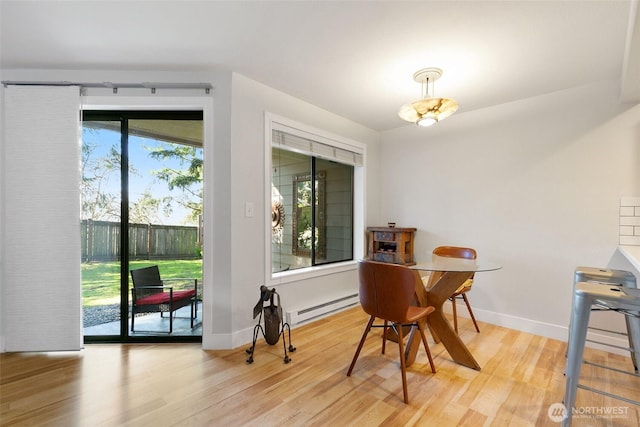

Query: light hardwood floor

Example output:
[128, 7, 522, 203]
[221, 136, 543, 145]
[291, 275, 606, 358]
[1, 306, 638, 426]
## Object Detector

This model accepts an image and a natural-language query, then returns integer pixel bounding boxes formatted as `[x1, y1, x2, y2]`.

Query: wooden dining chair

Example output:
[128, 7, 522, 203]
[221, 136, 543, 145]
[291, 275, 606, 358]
[427, 246, 480, 334]
[347, 260, 436, 404]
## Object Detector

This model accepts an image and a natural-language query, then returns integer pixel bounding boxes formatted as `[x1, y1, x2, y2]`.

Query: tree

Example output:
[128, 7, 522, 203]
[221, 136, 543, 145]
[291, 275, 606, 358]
[147, 143, 203, 223]
[82, 129, 203, 225]
[129, 190, 173, 224]
[81, 138, 122, 221]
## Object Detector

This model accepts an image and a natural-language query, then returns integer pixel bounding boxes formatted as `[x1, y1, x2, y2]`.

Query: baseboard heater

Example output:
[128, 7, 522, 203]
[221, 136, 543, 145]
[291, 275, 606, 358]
[286, 293, 359, 326]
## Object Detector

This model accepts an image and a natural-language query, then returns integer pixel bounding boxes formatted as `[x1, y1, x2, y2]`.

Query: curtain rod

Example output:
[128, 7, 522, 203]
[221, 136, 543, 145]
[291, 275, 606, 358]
[1, 81, 212, 94]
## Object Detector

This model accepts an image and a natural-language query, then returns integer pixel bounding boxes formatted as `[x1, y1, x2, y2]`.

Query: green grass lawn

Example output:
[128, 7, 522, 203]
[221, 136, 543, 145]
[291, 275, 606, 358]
[82, 259, 202, 306]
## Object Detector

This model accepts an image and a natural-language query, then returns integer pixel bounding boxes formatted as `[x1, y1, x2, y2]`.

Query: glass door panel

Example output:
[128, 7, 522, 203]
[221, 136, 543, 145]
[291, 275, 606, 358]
[127, 119, 203, 336]
[81, 121, 123, 336]
[82, 112, 203, 341]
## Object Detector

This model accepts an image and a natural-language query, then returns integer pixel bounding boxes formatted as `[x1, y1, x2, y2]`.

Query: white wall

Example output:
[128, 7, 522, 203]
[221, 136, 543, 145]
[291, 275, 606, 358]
[0, 68, 381, 351]
[380, 79, 640, 343]
[0, 68, 233, 350]
[226, 73, 380, 348]
[12, 67, 635, 352]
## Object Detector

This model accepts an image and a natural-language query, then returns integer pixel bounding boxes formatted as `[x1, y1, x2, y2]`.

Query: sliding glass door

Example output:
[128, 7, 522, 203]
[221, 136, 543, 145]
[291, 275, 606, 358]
[81, 111, 203, 342]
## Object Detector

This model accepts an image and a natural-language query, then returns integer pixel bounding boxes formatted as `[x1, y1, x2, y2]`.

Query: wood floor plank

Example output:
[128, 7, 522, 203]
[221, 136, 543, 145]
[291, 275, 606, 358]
[1, 306, 639, 426]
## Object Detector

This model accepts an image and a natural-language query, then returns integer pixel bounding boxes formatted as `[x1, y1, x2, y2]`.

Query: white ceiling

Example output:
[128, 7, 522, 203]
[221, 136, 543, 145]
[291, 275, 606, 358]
[1, 0, 639, 131]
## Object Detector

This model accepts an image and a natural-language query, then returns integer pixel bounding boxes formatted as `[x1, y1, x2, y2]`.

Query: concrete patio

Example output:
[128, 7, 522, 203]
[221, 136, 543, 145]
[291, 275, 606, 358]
[83, 302, 202, 337]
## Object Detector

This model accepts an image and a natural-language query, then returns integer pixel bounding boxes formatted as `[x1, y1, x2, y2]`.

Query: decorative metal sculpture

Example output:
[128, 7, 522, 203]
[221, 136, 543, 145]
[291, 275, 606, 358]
[246, 285, 296, 364]
[272, 201, 285, 233]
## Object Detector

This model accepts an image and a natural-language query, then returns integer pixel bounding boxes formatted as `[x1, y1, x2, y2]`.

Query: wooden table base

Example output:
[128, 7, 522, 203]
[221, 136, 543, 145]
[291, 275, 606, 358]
[405, 270, 481, 370]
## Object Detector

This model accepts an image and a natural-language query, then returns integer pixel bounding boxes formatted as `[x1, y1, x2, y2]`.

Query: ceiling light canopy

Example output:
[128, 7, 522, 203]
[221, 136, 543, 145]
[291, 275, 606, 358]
[398, 68, 458, 127]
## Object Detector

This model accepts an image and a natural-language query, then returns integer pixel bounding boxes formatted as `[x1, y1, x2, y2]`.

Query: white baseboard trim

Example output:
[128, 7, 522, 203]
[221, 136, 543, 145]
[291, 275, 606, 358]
[202, 333, 235, 350]
[456, 303, 631, 357]
[205, 302, 633, 359]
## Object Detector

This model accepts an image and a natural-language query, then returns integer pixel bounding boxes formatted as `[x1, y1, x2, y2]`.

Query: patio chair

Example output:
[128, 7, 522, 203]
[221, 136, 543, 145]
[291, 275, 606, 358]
[130, 265, 198, 334]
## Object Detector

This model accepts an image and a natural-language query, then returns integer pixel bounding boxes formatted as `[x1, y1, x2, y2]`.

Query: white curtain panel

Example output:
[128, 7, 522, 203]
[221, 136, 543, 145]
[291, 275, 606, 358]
[2, 85, 82, 351]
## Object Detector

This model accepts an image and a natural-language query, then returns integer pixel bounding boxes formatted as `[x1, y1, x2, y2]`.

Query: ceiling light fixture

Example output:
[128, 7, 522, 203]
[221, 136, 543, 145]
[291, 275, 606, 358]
[398, 68, 458, 127]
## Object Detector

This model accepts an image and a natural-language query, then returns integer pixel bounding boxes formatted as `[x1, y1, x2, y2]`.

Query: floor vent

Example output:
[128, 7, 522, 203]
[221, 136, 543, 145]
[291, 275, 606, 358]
[286, 294, 359, 326]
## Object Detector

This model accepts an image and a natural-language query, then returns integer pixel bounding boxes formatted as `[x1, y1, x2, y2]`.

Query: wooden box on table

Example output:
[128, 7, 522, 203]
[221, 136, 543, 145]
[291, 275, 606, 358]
[366, 226, 416, 266]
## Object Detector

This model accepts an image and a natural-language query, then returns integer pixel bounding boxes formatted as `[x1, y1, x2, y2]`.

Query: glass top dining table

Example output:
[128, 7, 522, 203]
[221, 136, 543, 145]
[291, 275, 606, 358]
[405, 255, 502, 370]
[411, 255, 502, 273]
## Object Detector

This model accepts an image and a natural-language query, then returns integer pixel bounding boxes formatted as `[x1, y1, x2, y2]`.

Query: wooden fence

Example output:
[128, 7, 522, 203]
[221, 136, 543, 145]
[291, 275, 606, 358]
[81, 220, 200, 262]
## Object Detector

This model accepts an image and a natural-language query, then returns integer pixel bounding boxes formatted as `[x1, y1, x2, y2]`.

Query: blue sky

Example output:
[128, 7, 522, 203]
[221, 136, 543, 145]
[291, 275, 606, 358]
[82, 127, 202, 226]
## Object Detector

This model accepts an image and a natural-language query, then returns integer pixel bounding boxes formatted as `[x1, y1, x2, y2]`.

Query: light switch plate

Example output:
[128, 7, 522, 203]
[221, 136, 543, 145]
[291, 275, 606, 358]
[245, 202, 254, 217]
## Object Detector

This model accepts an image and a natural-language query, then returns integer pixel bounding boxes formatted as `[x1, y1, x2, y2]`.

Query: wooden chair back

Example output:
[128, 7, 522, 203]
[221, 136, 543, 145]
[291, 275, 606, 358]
[433, 246, 477, 260]
[358, 260, 420, 323]
[425, 246, 477, 288]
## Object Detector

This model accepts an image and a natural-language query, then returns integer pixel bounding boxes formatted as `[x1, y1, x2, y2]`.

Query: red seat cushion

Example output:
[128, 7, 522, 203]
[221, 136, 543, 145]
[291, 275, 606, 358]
[136, 289, 196, 306]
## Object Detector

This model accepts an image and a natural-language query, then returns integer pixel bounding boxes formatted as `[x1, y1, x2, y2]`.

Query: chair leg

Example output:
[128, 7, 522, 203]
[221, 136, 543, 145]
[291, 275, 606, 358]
[190, 301, 195, 328]
[347, 315, 375, 376]
[382, 320, 388, 354]
[417, 321, 436, 373]
[462, 294, 480, 333]
[451, 297, 459, 334]
[396, 322, 409, 404]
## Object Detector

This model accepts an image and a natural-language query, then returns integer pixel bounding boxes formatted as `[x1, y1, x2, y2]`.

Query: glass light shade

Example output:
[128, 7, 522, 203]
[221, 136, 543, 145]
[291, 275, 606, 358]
[398, 97, 459, 126]
[417, 115, 437, 127]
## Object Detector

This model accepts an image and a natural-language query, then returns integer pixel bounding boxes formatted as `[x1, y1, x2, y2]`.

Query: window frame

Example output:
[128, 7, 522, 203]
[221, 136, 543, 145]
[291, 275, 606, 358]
[265, 113, 366, 286]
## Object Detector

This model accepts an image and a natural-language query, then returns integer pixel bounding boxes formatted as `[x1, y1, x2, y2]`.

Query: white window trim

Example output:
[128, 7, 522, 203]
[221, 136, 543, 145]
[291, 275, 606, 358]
[265, 112, 366, 286]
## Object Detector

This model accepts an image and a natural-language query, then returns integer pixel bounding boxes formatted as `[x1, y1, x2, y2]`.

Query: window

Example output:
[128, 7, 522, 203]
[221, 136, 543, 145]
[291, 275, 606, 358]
[268, 115, 365, 277]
